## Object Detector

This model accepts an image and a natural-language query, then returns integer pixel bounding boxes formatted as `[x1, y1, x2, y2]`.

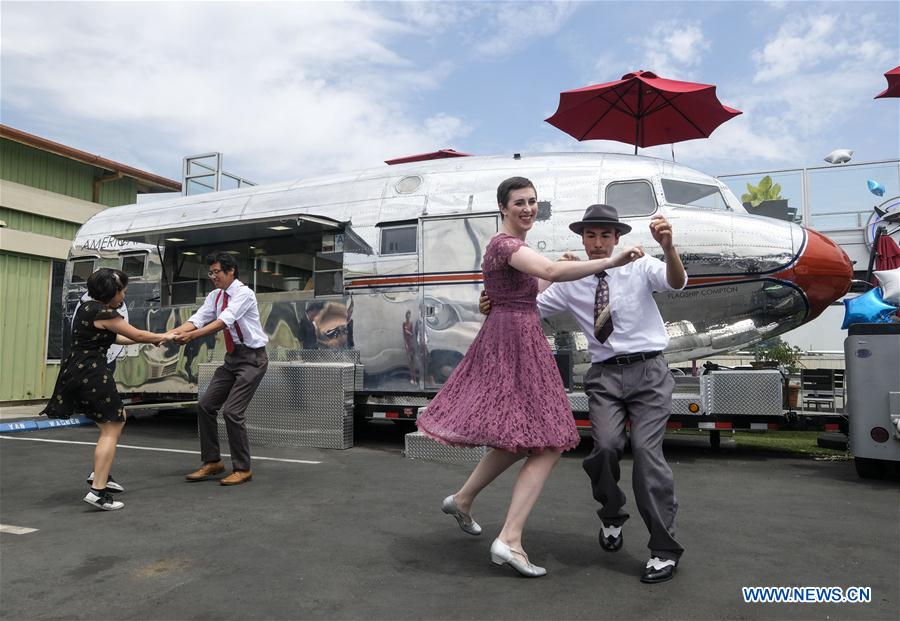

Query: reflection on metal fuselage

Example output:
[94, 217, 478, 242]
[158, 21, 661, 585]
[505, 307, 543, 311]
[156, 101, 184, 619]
[63, 153, 852, 398]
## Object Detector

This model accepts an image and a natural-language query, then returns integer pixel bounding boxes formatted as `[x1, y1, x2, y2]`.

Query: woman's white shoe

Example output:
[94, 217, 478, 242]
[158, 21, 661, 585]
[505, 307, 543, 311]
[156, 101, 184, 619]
[441, 495, 482, 536]
[490, 538, 547, 577]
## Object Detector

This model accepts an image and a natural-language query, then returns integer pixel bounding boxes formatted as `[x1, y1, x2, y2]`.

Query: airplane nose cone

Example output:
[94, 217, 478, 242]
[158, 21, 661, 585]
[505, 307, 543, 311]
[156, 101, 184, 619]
[783, 227, 853, 319]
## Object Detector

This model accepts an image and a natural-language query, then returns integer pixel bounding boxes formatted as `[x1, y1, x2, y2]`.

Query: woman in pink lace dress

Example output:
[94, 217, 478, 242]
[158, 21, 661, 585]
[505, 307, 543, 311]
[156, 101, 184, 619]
[417, 177, 642, 577]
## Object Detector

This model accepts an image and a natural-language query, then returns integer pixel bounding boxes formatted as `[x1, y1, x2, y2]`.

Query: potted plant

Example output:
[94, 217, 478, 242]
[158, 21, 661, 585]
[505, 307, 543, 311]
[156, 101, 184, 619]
[751, 337, 804, 408]
[741, 175, 791, 221]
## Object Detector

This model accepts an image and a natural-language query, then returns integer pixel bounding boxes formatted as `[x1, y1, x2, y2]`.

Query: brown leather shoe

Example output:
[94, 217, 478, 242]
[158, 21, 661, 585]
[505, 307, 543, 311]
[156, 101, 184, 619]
[220, 470, 252, 486]
[185, 461, 225, 481]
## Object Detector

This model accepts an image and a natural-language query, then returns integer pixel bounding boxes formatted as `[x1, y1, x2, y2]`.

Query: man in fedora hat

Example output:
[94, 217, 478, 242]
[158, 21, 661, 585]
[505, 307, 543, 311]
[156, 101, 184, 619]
[480, 204, 687, 583]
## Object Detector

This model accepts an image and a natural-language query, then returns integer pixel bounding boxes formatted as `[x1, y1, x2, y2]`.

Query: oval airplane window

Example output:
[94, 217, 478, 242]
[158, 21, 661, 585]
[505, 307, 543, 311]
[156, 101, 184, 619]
[396, 176, 422, 194]
[604, 180, 657, 217]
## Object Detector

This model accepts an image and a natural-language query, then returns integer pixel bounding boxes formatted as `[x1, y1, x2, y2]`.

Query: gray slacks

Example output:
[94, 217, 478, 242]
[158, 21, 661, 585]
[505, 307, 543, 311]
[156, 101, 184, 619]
[197, 345, 268, 472]
[582, 355, 684, 561]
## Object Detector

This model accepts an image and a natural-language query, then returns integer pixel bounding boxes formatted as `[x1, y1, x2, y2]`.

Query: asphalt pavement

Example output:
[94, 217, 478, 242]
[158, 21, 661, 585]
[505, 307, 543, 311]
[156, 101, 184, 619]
[1, 414, 897, 621]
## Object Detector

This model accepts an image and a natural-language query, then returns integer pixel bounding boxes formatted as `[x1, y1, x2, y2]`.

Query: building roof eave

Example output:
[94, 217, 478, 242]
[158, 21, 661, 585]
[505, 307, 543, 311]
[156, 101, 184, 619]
[0, 124, 182, 193]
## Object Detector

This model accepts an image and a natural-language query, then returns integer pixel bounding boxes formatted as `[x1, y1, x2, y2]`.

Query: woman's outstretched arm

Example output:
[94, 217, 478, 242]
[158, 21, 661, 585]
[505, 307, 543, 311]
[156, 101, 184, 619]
[508, 245, 643, 282]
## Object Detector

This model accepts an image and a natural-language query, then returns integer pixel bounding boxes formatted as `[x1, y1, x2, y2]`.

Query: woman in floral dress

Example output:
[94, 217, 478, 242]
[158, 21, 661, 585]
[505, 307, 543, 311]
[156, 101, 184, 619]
[417, 177, 642, 577]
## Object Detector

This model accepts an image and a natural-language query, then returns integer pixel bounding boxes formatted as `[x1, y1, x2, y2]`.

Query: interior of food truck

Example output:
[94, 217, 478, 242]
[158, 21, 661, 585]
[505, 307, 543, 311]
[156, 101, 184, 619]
[117, 215, 348, 306]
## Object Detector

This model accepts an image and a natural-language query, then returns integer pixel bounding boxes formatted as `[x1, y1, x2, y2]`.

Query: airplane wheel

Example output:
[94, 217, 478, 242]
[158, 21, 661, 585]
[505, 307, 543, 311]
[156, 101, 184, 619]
[854, 457, 885, 479]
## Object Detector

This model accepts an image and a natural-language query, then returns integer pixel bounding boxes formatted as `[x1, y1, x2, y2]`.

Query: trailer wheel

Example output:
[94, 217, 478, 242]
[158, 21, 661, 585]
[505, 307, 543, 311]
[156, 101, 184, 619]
[854, 457, 885, 479]
[709, 430, 721, 451]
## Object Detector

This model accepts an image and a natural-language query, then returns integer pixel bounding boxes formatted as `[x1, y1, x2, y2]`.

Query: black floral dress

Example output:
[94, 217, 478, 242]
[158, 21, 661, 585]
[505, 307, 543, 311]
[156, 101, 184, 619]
[42, 301, 125, 423]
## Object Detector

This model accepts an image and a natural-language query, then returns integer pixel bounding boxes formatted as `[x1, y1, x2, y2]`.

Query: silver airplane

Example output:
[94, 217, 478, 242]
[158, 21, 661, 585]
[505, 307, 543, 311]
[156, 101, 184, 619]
[63, 152, 852, 400]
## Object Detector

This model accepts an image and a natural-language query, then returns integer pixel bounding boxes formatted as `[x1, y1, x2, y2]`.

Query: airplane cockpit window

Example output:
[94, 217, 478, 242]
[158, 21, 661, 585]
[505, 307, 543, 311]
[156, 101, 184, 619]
[604, 180, 658, 217]
[380, 224, 417, 255]
[662, 179, 730, 210]
[120, 252, 147, 278]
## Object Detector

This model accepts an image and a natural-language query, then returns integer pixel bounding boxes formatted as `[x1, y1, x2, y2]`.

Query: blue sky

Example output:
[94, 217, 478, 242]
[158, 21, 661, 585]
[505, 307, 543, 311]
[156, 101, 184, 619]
[2, 1, 898, 186]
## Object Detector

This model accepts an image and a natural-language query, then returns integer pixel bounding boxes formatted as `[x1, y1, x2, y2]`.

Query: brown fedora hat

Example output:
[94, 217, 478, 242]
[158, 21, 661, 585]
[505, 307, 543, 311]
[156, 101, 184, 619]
[568, 204, 632, 235]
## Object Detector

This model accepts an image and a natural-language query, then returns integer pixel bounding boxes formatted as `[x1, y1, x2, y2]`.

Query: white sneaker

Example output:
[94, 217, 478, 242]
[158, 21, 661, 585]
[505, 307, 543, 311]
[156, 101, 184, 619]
[86, 472, 124, 493]
[83, 490, 124, 511]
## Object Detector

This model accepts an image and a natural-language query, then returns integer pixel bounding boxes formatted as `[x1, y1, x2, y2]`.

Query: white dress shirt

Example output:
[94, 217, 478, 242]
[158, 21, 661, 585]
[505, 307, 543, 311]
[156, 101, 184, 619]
[187, 279, 269, 349]
[536, 256, 685, 363]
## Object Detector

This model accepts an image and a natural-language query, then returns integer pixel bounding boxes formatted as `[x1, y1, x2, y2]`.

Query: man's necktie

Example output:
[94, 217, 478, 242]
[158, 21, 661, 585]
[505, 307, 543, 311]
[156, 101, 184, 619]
[219, 291, 246, 353]
[594, 272, 613, 343]
[220, 291, 235, 353]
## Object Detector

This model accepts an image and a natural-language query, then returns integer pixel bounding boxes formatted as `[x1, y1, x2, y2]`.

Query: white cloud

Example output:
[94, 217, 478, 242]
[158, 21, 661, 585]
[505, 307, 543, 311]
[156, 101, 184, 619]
[474, 1, 579, 57]
[0, 3, 469, 182]
[753, 14, 840, 82]
[399, 1, 578, 58]
[741, 9, 895, 158]
[753, 12, 893, 82]
[529, 113, 801, 173]
[400, 2, 484, 33]
[585, 19, 711, 84]
[641, 21, 711, 77]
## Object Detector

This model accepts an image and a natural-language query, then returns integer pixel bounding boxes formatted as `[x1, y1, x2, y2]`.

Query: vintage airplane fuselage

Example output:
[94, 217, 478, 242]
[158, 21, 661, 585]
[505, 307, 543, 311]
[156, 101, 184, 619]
[64, 153, 851, 397]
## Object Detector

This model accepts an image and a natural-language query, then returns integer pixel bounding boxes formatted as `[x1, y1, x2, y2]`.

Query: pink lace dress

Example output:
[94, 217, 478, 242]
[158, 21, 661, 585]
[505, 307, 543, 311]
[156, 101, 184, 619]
[416, 233, 579, 453]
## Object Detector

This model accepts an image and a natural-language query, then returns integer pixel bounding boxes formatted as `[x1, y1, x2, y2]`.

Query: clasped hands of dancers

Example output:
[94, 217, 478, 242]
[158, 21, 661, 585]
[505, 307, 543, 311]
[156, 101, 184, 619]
[418, 177, 687, 583]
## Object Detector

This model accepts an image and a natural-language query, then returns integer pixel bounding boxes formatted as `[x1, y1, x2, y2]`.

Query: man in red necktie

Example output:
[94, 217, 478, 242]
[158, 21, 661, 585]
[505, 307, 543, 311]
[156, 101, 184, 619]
[171, 252, 269, 486]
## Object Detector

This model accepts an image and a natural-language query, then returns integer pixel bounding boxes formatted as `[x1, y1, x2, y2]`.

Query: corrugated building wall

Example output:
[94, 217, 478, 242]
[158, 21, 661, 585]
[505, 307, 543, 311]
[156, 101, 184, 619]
[0, 203, 80, 399]
[0, 207, 81, 239]
[0, 137, 140, 402]
[0, 253, 59, 399]
[1, 139, 137, 208]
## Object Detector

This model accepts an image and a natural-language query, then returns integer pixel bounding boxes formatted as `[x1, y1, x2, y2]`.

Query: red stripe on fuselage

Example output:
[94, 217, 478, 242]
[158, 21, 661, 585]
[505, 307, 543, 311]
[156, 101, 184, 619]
[346, 272, 483, 288]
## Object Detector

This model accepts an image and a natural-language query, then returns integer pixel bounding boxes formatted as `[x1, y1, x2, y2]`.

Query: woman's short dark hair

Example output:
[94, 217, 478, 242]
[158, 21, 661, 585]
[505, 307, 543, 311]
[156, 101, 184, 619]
[206, 252, 239, 278]
[87, 268, 129, 303]
[496, 177, 537, 217]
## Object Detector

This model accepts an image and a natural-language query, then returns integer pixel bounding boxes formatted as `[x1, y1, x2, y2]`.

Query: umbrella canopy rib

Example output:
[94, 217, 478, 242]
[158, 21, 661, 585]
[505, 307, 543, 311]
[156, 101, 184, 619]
[578, 87, 635, 141]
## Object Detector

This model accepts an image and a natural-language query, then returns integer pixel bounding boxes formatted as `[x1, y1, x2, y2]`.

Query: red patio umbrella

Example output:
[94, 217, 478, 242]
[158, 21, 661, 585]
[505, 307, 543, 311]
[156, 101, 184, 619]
[545, 70, 741, 154]
[876, 234, 900, 271]
[874, 66, 900, 99]
[385, 148, 471, 165]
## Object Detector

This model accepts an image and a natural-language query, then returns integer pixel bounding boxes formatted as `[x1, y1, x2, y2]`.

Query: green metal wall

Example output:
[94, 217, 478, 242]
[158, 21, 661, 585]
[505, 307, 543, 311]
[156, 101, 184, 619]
[0, 253, 59, 400]
[1, 138, 138, 208]
[0, 207, 81, 238]
[0, 138, 143, 402]
[99, 176, 138, 207]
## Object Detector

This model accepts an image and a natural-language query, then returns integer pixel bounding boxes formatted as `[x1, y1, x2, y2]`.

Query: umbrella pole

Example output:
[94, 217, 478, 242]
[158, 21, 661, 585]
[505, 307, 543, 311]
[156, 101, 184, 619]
[634, 85, 642, 155]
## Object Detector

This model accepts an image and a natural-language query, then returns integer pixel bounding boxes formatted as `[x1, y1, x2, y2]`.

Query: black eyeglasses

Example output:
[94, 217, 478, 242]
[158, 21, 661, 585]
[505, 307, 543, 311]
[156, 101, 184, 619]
[320, 325, 348, 340]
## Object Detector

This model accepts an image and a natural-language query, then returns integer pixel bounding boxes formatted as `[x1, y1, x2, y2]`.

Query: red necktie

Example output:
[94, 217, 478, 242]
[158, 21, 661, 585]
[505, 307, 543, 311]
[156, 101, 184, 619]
[220, 292, 235, 353]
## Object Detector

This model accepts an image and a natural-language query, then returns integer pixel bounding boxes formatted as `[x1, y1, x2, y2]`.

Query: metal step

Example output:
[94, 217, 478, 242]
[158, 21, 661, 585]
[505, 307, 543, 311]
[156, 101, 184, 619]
[404, 431, 488, 464]
[199, 357, 361, 450]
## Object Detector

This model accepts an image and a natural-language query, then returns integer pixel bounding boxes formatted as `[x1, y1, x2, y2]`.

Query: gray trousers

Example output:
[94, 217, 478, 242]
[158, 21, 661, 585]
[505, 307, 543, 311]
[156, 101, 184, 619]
[197, 345, 268, 472]
[582, 355, 684, 561]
